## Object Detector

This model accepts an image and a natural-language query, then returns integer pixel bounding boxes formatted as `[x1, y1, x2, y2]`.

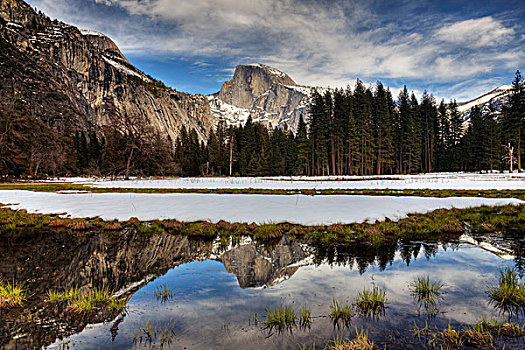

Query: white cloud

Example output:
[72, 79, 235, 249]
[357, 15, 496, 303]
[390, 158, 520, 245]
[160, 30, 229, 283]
[26, 0, 524, 100]
[434, 16, 514, 48]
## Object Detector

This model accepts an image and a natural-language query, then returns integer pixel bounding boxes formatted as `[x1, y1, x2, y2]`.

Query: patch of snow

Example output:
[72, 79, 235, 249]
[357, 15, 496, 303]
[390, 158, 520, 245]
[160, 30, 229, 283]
[283, 85, 312, 96]
[79, 29, 105, 37]
[0, 191, 520, 226]
[457, 85, 513, 113]
[208, 96, 251, 126]
[7, 22, 23, 29]
[102, 56, 151, 83]
[58, 172, 525, 191]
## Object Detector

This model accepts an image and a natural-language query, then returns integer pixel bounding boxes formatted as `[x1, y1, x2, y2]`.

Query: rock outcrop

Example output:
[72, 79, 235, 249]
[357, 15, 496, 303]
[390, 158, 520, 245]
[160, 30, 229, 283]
[0, 0, 214, 141]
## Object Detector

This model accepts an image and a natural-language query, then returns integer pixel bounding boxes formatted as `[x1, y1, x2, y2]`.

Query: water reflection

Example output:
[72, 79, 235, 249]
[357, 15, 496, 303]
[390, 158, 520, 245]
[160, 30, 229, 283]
[0, 229, 524, 349]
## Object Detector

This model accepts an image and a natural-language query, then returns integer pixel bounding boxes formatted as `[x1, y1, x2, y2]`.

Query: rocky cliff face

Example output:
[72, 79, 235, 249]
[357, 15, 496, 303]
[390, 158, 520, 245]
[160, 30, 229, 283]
[210, 64, 313, 132]
[0, 0, 214, 141]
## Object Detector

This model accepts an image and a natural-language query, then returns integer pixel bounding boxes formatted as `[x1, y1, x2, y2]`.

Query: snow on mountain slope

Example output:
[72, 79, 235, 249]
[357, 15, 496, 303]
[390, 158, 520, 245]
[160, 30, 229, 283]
[457, 85, 512, 115]
[208, 96, 251, 126]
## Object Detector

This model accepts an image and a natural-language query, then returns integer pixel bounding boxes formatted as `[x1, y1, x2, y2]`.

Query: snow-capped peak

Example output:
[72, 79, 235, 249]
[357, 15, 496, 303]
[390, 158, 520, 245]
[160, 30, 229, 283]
[457, 85, 513, 113]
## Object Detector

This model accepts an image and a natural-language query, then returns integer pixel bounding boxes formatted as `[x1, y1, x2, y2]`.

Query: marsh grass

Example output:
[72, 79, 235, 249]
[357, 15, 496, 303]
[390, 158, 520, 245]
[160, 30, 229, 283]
[264, 305, 296, 331]
[109, 297, 129, 312]
[134, 321, 175, 347]
[103, 221, 123, 231]
[184, 222, 217, 239]
[154, 284, 174, 302]
[1, 203, 524, 249]
[420, 317, 525, 349]
[473, 316, 525, 337]
[298, 306, 311, 328]
[329, 299, 353, 328]
[134, 222, 163, 236]
[47, 290, 62, 303]
[254, 224, 284, 240]
[410, 276, 445, 316]
[411, 320, 431, 340]
[50, 287, 127, 314]
[429, 324, 464, 349]
[487, 267, 525, 315]
[353, 286, 386, 318]
[321, 329, 378, 350]
[0, 280, 27, 309]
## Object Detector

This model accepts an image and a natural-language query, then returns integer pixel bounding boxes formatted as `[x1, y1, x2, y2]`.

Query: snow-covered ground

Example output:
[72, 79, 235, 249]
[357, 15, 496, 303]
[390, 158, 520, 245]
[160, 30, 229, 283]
[0, 191, 520, 225]
[53, 172, 525, 191]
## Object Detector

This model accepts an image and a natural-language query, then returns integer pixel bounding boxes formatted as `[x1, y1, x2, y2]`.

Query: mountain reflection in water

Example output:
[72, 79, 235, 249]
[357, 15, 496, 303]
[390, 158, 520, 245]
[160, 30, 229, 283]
[1, 229, 525, 349]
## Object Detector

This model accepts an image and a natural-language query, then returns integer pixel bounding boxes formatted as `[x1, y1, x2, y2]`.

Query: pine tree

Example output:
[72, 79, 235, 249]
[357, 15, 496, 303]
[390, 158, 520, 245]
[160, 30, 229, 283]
[395, 86, 410, 173]
[448, 100, 464, 170]
[420, 92, 437, 173]
[296, 115, 310, 175]
[373, 82, 394, 175]
[502, 70, 525, 171]
[436, 99, 450, 170]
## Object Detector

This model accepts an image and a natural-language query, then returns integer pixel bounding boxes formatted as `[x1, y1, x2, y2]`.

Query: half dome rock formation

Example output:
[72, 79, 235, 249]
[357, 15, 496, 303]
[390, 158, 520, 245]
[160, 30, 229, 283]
[210, 63, 313, 133]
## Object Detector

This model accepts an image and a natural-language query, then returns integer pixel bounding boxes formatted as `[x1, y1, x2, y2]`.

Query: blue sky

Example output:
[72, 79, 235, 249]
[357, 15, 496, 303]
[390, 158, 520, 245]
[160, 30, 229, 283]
[26, 0, 525, 101]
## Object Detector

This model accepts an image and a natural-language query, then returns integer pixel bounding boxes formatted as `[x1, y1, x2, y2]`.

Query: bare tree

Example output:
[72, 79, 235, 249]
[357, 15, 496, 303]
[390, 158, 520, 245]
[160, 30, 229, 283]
[503, 143, 516, 173]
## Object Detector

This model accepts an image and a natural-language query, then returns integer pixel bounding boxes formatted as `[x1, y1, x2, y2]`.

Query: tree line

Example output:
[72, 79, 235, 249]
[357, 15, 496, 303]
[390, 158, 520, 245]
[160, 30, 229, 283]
[175, 70, 524, 176]
[0, 71, 523, 178]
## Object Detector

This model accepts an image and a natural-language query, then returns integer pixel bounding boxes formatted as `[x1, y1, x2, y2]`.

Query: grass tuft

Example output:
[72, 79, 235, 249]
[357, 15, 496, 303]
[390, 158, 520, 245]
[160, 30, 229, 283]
[47, 290, 62, 303]
[154, 283, 174, 302]
[353, 285, 386, 317]
[264, 305, 296, 331]
[298, 306, 311, 328]
[410, 276, 445, 316]
[0, 280, 27, 309]
[329, 299, 352, 328]
[487, 267, 525, 315]
[323, 329, 378, 350]
[51, 286, 127, 314]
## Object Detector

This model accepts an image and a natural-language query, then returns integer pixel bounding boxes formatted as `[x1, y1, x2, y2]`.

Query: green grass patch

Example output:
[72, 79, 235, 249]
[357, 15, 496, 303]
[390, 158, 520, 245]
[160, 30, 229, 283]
[472, 316, 525, 337]
[134, 221, 163, 236]
[1, 203, 524, 249]
[318, 329, 377, 350]
[134, 321, 175, 347]
[49, 286, 128, 314]
[154, 283, 174, 302]
[0, 280, 27, 309]
[329, 299, 353, 328]
[410, 276, 445, 316]
[487, 267, 525, 315]
[353, 285, 387, 318]
[264, 305, 296, 331]
[298, 306, 311, 328]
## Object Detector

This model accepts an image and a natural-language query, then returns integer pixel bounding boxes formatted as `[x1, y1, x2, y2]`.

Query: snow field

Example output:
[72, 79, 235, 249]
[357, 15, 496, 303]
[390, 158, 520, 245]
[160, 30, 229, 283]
[54, 172, 525, 191]
[0, 190, 521, 225]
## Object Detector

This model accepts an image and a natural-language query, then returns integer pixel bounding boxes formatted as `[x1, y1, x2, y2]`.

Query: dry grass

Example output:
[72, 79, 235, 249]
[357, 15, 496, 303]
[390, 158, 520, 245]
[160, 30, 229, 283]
[103, 222, 123, 231]
[439, 218, 464, 234]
